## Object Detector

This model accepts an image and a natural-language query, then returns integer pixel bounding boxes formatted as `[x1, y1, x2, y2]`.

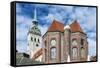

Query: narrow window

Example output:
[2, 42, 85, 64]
[38, 39, 40, 43]
[72, 39, 77, 46]
[81, 39, 84, 45]
[72, 47, 78, 60]
[45, 41, 47, 48]
[34, 38, 36, 42]
[81, 47, 85, 59]
[50, 47, 56, 60]
[31, 37, 33, 41]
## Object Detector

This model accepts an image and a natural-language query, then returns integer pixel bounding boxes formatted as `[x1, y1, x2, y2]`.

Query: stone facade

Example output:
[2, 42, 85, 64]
[42, 20, 88, 63]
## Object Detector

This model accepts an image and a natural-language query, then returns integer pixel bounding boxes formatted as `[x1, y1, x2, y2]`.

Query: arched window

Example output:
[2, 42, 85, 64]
[81, 39, 84, 46]
[81, 47, 85, 58]
[34, 38, 36, 42]
[38, 38, 40, 43]
[31, 37, 33, 41]
[72, 39, 78, 46]
[72, 47, 78, 59]
[50, 47, 56, 60]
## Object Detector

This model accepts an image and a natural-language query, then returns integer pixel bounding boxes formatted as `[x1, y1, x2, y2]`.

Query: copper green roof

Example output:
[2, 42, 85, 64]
[29, 25, 41, 36]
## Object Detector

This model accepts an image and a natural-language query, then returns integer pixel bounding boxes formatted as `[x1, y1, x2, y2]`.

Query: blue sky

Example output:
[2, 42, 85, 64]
[16, 3, 97, 56]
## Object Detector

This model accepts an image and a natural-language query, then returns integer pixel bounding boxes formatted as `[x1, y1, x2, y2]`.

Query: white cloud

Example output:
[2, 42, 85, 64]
[16, 3, 22, 13]
[87, 32, 96, 39]
[39, 13, 54, 24]
[16, 15, 32, 40]
[16, 15, 32, 26]
[16, 15, 25, 24]
[44, 6, 69, 23]
[17, 41, 27, 53]
[16, 4, 97, 56]
[38, 25, 48, 36]
[88, 38, 96, 56]
[16, 26, 27, 40]
[16, 14, 33, 52]
[73, 7, 96, 33]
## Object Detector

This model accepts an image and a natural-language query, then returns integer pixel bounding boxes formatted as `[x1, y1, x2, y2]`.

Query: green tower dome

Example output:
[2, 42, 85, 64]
[29, 21, 41, 36]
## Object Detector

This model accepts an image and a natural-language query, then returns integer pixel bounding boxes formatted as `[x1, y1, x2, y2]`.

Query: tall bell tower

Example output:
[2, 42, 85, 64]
[27, 8, 42, 59]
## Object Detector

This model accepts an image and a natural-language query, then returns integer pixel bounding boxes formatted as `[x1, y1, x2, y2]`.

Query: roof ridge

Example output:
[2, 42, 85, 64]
[32, 48, 42, 60]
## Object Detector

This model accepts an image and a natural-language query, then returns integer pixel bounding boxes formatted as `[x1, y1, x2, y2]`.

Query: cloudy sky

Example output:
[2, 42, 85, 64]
[16, 3, 97, 56]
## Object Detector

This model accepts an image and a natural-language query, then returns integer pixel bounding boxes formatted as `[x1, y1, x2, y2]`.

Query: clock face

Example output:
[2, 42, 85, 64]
[72, 40, 78, 46]
[51, 39, 56, 46]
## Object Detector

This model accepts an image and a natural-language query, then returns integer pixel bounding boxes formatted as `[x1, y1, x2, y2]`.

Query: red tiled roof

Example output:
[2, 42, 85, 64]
[46, 20, 83, 33]
[32, 48, 43, 60]
[47, 20, 64, 32]
[70, 20, 83, 32]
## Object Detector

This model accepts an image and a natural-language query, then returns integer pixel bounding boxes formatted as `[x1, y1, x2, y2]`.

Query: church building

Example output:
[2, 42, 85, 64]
[27, 8, 88, 63]
[42, 20, 88, 63]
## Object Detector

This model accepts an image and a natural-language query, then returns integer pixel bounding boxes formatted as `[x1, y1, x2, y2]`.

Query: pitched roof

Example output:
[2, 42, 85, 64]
[32, 48, 43, 60]
[46, 20, 83, 34]
[47, 20, 64, 32]
[70, 20, 83, 33]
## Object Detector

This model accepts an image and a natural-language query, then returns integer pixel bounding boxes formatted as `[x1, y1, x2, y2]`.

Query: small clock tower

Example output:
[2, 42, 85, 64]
[27, 8, 42, 59]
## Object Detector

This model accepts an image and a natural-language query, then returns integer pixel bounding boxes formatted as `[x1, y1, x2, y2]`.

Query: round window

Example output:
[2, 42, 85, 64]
[51, 39, 56, 46]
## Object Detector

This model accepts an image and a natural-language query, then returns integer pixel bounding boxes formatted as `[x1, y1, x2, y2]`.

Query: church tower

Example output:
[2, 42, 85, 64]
[27, 8, 42, 59]
[43, 20, 64, 63]
[42, 19, 88, 63]
[70, 20, 88, 62]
